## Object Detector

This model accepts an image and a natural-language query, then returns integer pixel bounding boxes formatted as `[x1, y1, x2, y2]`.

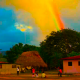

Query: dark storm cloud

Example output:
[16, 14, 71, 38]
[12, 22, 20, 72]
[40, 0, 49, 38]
[0, 7, 39, 51]
[0, 7, 16, 30]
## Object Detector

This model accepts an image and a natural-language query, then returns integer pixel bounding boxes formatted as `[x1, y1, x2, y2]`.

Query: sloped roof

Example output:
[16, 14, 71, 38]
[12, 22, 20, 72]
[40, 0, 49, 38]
[0, 61, 8, 64]
[60, 55, 80, 60]
[15, 51, 47, 67]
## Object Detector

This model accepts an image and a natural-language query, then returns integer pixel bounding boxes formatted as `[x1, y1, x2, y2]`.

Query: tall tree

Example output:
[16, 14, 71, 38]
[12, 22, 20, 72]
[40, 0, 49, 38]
[67, 51, 80, 57]
[40, 29, 80, 69]
[23, 44, 40, 52]
[0, 53, 7, 62]
[6, 43, 40, 63]
[6, 43, 23, 63]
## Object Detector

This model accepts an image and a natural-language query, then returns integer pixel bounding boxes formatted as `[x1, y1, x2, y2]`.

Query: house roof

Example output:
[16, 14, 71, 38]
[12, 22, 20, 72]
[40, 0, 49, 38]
[60, 55, 80, 60]
[0, 61, 8, 64]
[15, 51, 47, 67]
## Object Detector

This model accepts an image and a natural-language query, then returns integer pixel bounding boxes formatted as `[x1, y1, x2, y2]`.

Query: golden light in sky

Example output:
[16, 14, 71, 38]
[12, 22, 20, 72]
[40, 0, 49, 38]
[1, 0, 79, 41]
[15, 23, 33, 32]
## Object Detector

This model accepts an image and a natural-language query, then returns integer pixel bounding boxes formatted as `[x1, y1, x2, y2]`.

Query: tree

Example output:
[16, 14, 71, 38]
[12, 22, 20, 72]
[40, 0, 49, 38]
[6, 43, 40, 63]
[0, 58, 7, 62]
[0, 53, 3, 58]
[67, 51, 80, 57]
[40, 29, 80, 69]
[6, 43, 23, 63]
[23, 44, 40, 53]
[0, 53, 7, 62]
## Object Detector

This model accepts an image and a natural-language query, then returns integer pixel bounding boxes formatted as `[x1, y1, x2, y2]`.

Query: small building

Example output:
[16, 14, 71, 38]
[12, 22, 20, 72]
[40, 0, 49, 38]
[61, 55, 80, 73]
[0, 62, 21, 74]
[16, 51, 47, 69]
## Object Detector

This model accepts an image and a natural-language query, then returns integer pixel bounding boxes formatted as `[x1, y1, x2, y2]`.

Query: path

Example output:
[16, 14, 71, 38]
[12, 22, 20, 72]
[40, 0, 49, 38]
[0, 74, 80, 80]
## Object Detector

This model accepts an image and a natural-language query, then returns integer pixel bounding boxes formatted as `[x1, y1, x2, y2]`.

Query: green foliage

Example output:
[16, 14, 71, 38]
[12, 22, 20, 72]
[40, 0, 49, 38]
[67, 51, 80, 57]
[5, 29, 80, 69]
[40, 29, 80, 69]
[49, 52, 63, 68]
[0, 53, 3, 58]
[0, 53, 7, 62]
[23, 44, 40, 52]
[6, 43, 40, 63]
[0, 58, 7, 62]
[6, 43, 23, 63]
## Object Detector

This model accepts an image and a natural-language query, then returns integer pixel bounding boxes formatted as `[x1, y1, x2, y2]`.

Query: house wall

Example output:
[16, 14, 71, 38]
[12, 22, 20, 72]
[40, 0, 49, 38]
[63, 60, 80, 73]
[0, 64, 21, 74]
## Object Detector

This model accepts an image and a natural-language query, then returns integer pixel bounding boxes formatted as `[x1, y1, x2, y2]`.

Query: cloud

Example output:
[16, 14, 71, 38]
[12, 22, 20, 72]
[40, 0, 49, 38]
[0, 7, 17, 30]
[0, 0, 60, 37]
[15, 23, 33, 32]
[0, 26, 39, 50]
[0, 29, 38, 43]
[0, 0, 80, 51]
[1, 0, 79, 40]
[0, 7, 39, 50]
[62, 18, 80, 31]
[0, 42, 16, 51]
[60, 1, 80, 20]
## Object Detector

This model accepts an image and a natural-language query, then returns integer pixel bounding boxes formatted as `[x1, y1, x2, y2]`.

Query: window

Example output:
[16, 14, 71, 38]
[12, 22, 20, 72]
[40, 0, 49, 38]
[78, 61, 80, 66]
[12, 65, 16, 68]
[68, 62, 72, 66]
[0, 65, 2, 68]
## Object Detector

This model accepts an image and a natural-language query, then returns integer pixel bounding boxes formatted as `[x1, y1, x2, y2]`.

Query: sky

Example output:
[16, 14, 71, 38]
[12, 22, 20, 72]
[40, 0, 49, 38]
[0, 0, 80, 51]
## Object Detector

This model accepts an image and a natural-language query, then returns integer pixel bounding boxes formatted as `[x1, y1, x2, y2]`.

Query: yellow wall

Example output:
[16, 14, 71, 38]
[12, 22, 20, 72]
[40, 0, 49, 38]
[63, 60, 80, 73]
[0, 64, 21, 74]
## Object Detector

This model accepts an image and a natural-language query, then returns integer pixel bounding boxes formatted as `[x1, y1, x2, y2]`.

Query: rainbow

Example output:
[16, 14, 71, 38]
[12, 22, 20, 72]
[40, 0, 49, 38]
[5, 0, 65, 32]
[46, 2, 64, 31]
[53, 5, 64, 30]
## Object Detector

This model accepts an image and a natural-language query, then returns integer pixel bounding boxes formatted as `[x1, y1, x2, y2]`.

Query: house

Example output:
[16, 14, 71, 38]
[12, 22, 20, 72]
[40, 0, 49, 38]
[16, 51, 47, 68]
[61, 55, 80, 73]
[0, 62, 21, 74]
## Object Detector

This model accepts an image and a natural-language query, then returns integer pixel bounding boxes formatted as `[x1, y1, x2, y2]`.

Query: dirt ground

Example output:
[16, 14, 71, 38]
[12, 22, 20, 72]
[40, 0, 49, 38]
[0, 73, 80, 80]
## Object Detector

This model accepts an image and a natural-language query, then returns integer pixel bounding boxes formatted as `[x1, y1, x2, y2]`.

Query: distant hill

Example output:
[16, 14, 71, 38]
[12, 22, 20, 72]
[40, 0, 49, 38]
[0, 51, 6, 55]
